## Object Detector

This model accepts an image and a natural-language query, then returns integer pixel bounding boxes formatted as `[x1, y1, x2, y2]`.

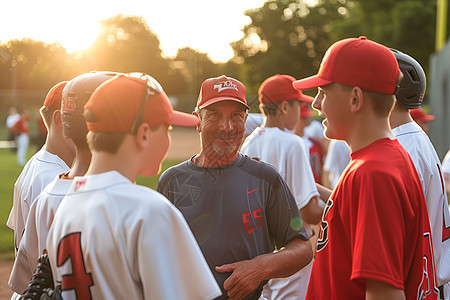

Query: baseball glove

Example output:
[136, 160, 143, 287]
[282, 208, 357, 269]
[19, 253, 55, 300]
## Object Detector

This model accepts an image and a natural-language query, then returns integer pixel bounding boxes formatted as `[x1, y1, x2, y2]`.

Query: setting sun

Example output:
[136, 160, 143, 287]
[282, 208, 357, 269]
[0, 0, 265, 62]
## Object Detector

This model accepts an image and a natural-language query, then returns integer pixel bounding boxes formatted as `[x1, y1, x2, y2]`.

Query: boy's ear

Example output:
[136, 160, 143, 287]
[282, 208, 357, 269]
[349, 87, 364, 113]
[135, 123, 151, 149]
[52, 110, 63, 128]
[280, 101, 289, 115]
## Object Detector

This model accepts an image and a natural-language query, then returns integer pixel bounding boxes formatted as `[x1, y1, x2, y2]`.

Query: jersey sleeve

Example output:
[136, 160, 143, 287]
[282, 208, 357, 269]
[348, 167, 407, 289]
[137, 200, 221, 300]
[286, 138, 319, 210]
[8, 198, 40, 293]
[442, 150, 450, 174]
[266, 173, 309, 250]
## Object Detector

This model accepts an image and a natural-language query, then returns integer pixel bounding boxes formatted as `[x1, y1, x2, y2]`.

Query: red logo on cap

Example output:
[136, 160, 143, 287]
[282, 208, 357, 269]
[214, 81, 238, 93]
[64, 98, 76, 112]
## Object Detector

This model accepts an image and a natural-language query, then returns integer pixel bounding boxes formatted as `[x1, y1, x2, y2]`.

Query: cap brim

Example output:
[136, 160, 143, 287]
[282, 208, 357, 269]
[170, 111, 199, 127]
[422, 116, 435, 122]
[293, 75, 333, 91]
[299, 94, 314, 103]
[198, 96, 250, 110]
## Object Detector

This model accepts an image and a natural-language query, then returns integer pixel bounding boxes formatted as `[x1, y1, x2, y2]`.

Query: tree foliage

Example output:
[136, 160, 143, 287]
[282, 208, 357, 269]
[0, 39, 77, 90]
[231, 0, 350, 93]
[231, 0, 449, 93]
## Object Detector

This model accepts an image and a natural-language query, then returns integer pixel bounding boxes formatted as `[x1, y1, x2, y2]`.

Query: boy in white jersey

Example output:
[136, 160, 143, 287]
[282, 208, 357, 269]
[389, 49, 450, 299]
[8, 71, 119, 296]
[7, 81, 76, 256]
[46, 73, 221, 299]
[241, 74, 322, 300]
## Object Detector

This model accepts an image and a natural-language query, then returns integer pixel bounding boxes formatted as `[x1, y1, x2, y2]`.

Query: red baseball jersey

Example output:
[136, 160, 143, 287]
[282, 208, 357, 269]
[306, 138, 438, 299]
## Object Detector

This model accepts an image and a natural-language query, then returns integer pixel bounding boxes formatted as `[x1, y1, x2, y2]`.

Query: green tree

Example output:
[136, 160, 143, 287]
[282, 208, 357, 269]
[86, 14, 188, 95]
[0, 39, 76, 90]
[171, 47, 219, 95]
[330, 0, 446, 80]
[231, 0, 349, 93]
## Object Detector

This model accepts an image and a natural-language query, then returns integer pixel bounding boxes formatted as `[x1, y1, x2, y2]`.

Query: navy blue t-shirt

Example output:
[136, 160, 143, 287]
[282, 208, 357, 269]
[157, 154, 308, 299]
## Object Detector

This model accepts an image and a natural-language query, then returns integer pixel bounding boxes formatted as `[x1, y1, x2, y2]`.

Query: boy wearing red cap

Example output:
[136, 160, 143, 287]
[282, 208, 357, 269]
[45, 73, 221, 299]
[9, 72, 120, 297]
[240, 74, 323, 300]
[7, 81, 76, 255]
[410, 107, 435, 134]
[158, 75, 313, 300]
[294, 37, 437, 299]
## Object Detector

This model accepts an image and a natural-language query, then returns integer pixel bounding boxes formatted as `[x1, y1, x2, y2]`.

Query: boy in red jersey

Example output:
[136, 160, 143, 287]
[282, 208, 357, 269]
[293, 36, 438, 300]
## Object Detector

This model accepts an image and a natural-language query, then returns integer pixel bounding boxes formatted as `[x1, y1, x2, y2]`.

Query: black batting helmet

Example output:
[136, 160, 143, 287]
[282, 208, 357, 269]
[390, 48, 426, 109]
[62, 71, 120, 141]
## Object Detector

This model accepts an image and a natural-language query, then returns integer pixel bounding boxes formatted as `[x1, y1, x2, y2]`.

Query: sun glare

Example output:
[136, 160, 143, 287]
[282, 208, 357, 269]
[1, 0, 266, 63]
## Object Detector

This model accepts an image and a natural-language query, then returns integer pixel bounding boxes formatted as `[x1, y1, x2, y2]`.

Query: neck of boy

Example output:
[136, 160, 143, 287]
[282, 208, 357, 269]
[346, 118, 394, 153]
[86, 151, 137, 183]
[263, 115, 285, 131]
[389, 104, 414, 130]
[67, 147, 92, 178]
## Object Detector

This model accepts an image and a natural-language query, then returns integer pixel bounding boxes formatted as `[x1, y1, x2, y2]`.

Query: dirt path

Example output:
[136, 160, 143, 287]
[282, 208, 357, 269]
[0, 128, 201, 299]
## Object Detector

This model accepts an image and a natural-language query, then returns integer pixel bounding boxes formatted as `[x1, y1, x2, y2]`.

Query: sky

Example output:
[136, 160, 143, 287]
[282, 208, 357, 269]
[0, 0, 266, 63]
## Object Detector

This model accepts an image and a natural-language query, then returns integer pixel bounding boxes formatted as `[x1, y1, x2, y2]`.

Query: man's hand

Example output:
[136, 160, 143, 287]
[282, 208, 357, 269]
[215, 238, 313, 300]
[215, 259, 267, 300]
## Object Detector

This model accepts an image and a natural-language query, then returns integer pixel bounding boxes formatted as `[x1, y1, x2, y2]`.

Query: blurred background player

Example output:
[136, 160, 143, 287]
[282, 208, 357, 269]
[158, 75, 313, 300]
[409, 107, 435, 134]
[46, 73, 221, 299]
[241, 74, 322, 300]
[292, 102, 326, 184]
[6, 107, 20, 152]
[7, 81, 75, 255]
[8, 71, 119, 296]
[389, 48, 450, 299]
[12, 108, 29, 166]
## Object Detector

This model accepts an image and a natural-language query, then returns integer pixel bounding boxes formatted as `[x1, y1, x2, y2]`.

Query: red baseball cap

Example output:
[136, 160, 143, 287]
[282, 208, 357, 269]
[410, 108, 435, 123]
[43, 81, 68, 109]
[300, 103, 314, 118]
[259, 74, 314, 104]
[196, 75, 249, 110]
[85, 74, 199, 132]
[293, 36, 401, 94]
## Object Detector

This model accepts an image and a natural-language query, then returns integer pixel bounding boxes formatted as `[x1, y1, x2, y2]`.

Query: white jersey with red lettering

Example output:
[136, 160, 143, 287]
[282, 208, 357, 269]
[241, 126, 318, 300]
[393, 121, 450, 297]
[47, 171, 221, 300]
[443, 150, 450, 176]
[9, 174, 71, 294]
[7, 148, 70, 253]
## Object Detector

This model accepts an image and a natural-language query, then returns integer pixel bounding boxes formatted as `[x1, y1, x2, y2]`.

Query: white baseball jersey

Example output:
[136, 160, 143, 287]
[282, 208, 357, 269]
[443, 150, 450, 175]
[9, 174, 72, 294]
[323, 139, 351, 189]
[6, 113, 20, 129]
[47, 171, 221, 300]
[7, 148, 71, 252]
[303, 120, 325, 141]
[241, 127, 319, 210]
[241, 126, 319, 300]
[393, 122, 450, 294]
[244, 113, 264, 136]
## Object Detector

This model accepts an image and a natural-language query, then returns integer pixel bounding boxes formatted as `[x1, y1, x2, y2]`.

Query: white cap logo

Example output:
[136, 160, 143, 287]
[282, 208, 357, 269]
[214, 81, 238, 93]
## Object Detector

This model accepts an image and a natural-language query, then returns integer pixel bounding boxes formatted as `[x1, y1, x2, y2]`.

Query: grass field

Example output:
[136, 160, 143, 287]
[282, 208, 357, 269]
[0, 147, 183, 260]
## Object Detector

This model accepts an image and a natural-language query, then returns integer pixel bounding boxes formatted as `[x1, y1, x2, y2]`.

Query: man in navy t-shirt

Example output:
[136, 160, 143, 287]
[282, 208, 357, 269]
[157, 75, 313, 300]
